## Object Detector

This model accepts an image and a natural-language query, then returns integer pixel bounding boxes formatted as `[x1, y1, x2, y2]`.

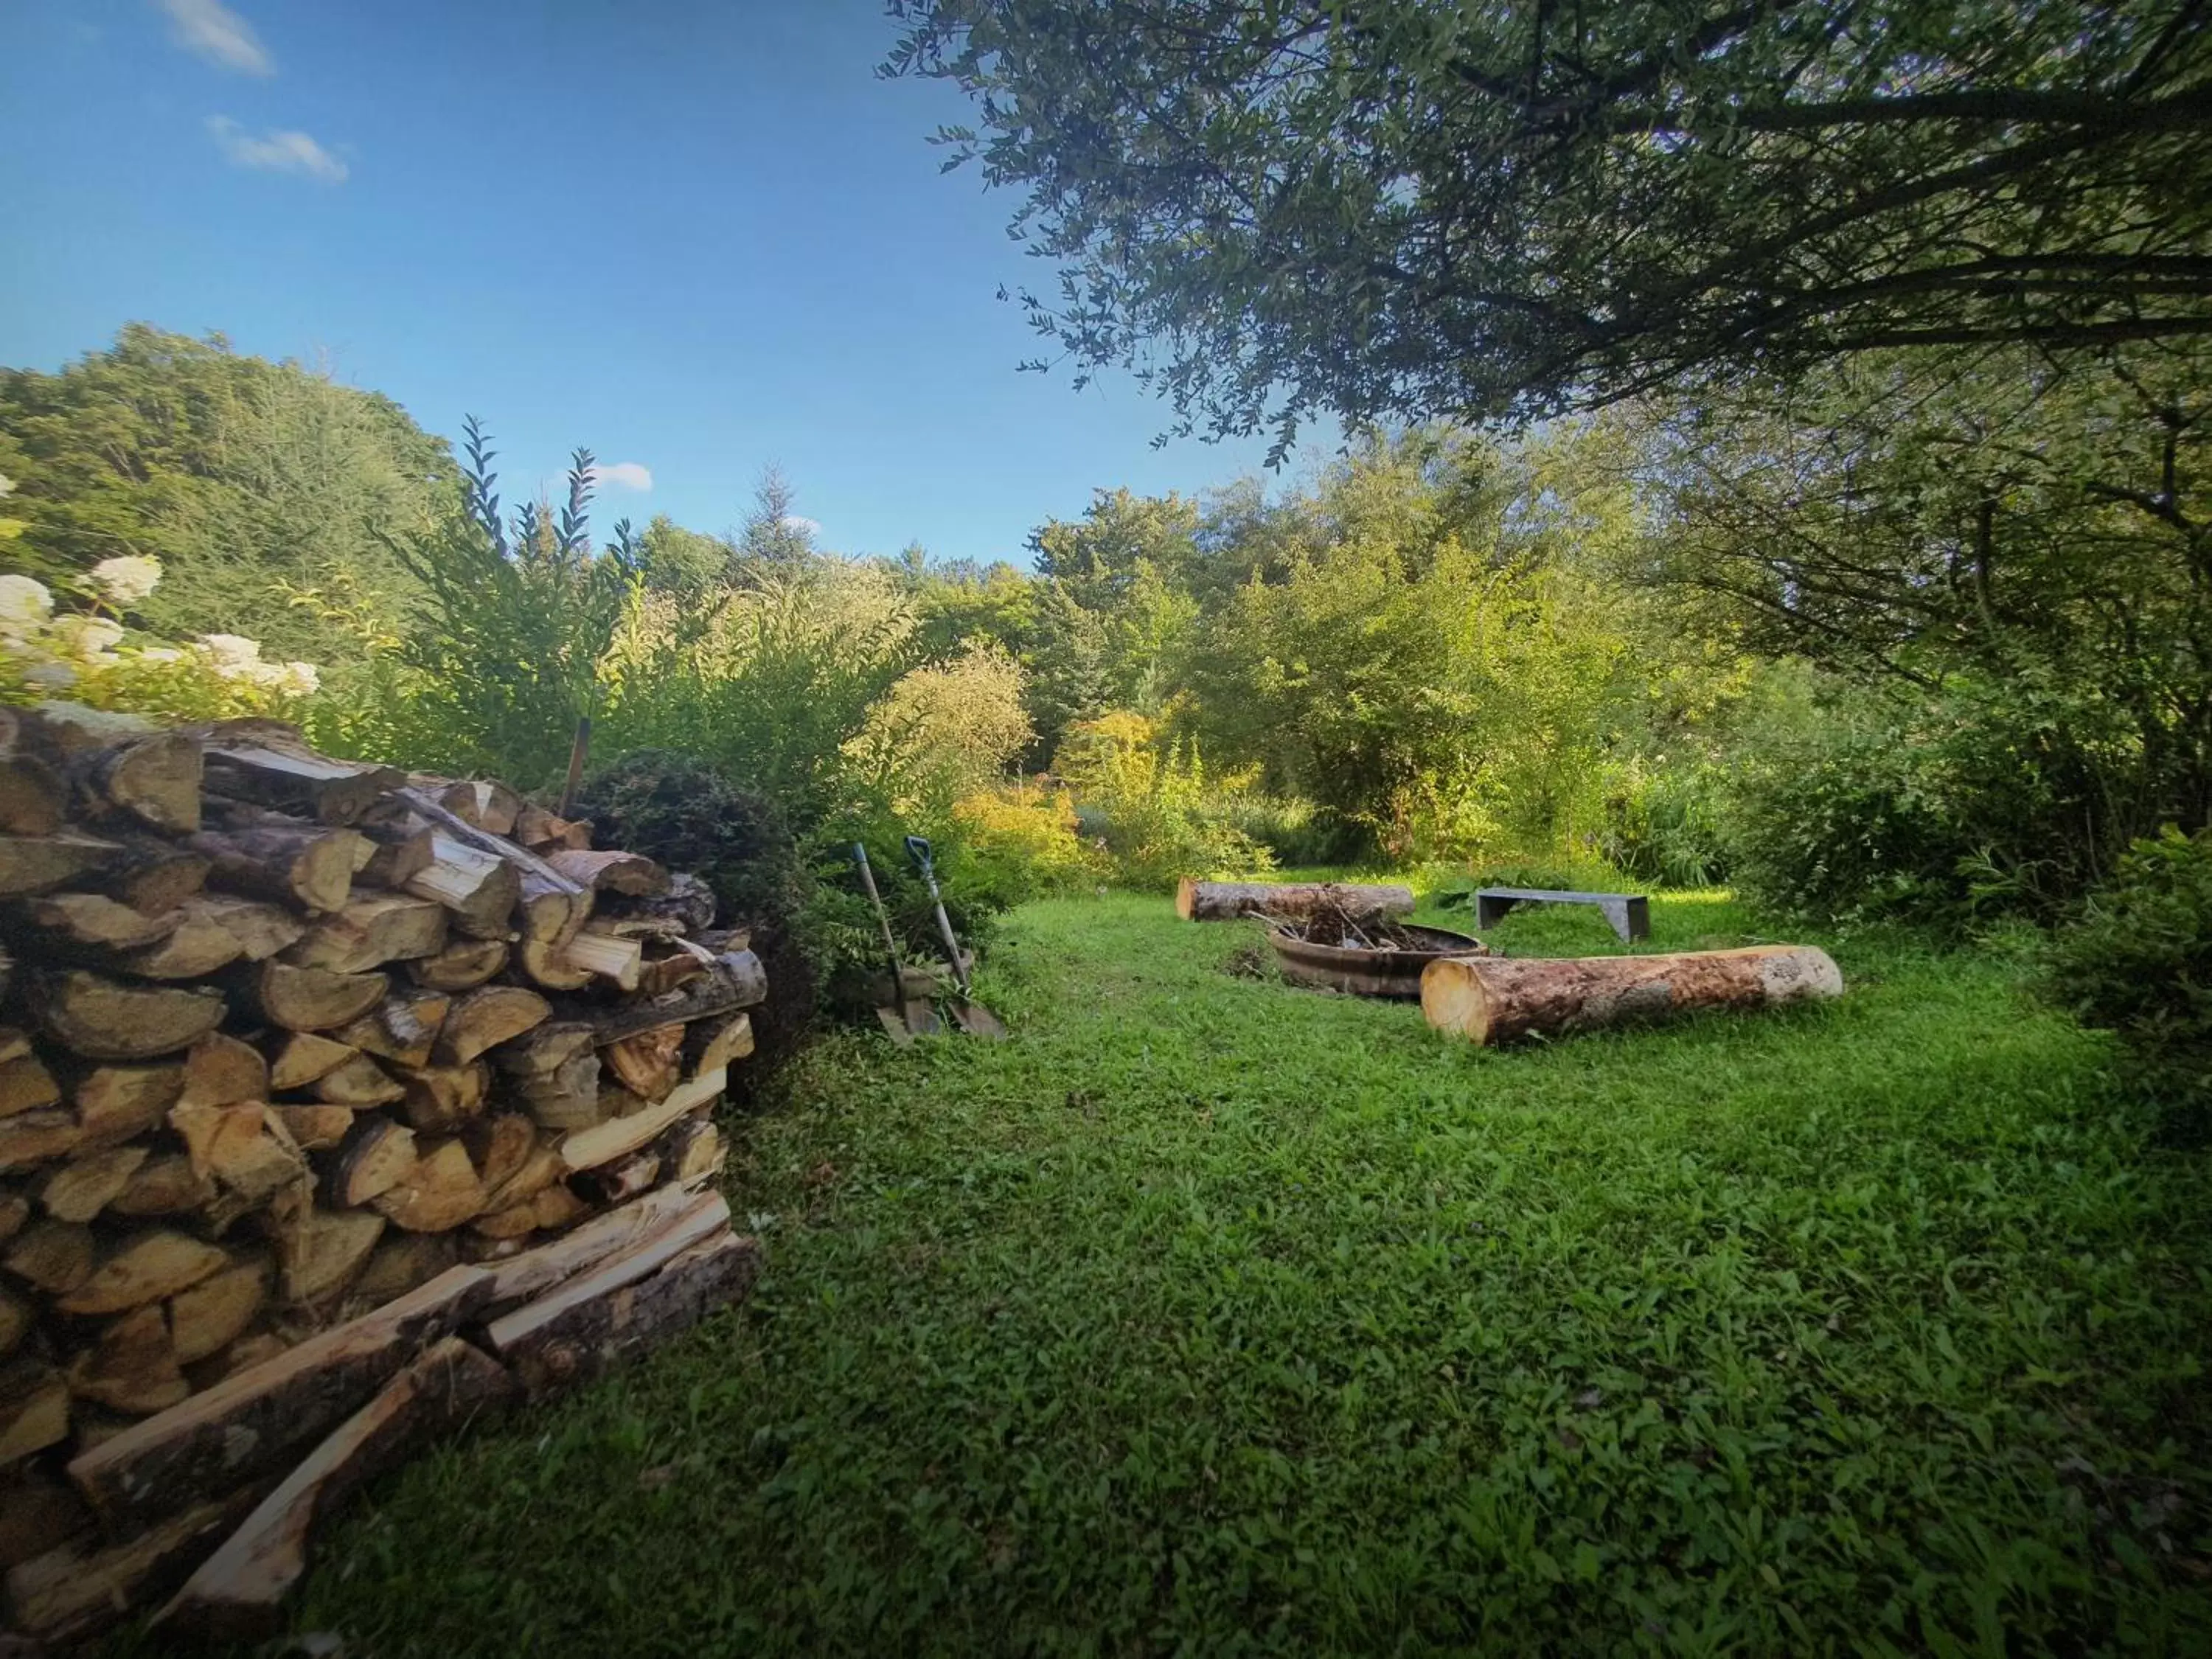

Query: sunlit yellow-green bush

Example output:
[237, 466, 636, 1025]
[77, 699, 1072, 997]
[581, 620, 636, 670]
[1051, 709, 1272, 888]
[953, 781, 1107, 898]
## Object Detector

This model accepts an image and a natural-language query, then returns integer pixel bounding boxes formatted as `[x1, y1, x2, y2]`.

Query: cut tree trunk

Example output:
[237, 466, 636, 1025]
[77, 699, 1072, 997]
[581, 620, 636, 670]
[287, 892, 449, 973]
[404, 834, 522, 940]
[156, 1334, 513, 1641]
[65, 1262, 493, 1534]
[356, 822, 435, 890]
[0, 1110, 82, 1173]
[115, 908, 246, 980]
[1419, 945, 1845, 1046]
[0, 1054, 60, 1116]
[1175, 878, 1416, 922]
[176, 1032, 269, 1111]
[74, 1061, 186, 1147]
[0, 752, 66, 836]
[94, 836, 211, 917]
[55, 1231, 229, 1317]
[189, 894, 305, 961]
[335, 990, 452, 1069]
[40, 1145, 150, 1223]
[568, 950, 765, 1048]
[321, 1115, 417, 1208]
[434, 985, 550, 1068]
[0, 1359, 71, 1464]
[77, 729, 204, 834]
[189, 823, 366, 914]
[310, 1053, 405, 1107]
[265, 1031, 356, 1091]
[434, 779, 523, 837]
[408, 937, 509, 992]
[559, 928, 642, 990]
[195, 720, 406, 825]
[682, 1012, 754, 1077]
[394, 1061, 489, 1133]
[29, 970, 226, 1060]
[25, 891, 182, 952]
[66, 1302, 189, 1415]
[268, 1103, 353, 1152]
[604, 1022, 685, 1103]
[167, 1258, 270, 1365]
[545, 848, 667, 897]
[238, 961, 390, 1032]
[5, 1220, 96, 1295]
[274, 1208, 385, 1305]
[597, 871, 716, 936]
[110, 1154, 215, 1219]
[369, 1138, 484, 1233]
[0, 832, 122, 898]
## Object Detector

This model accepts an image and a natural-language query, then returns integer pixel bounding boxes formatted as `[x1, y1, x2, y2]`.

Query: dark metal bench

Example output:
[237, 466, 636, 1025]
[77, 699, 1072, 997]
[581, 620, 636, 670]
[1475, 887, 1650, 942]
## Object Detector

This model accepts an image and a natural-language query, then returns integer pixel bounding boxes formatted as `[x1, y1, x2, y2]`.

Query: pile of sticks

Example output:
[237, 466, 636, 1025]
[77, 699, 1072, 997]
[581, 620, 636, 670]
[0, 706, 765, 1641]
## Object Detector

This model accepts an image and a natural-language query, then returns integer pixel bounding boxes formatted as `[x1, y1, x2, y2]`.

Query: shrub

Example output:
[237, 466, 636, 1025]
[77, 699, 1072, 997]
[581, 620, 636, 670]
[953, 782, 1106, 901]
[1051, 710, 1272, 888]
[2043, 826, 2212, 1138]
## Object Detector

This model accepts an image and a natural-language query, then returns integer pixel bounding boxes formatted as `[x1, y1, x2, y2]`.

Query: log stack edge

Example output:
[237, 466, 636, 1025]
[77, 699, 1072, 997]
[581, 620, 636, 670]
[0, 704, 765, 1642]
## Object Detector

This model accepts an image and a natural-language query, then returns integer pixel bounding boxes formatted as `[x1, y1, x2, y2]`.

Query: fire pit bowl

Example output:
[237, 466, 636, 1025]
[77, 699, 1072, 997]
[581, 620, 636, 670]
[1266, 922, 1489, 998]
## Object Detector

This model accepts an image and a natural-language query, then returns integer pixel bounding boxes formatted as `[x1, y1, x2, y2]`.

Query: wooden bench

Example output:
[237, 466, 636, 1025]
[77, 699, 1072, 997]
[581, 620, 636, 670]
[1475, 887, 1650, 942]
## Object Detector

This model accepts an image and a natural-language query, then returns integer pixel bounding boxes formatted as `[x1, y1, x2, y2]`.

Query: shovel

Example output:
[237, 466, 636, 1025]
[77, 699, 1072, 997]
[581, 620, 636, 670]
[851, 842, 939, 1043]
[904, 835, 1009, 1039]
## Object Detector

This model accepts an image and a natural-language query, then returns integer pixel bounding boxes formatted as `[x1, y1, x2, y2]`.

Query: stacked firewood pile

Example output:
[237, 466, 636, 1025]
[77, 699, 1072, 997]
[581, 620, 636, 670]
[0, 707, 765, 1641]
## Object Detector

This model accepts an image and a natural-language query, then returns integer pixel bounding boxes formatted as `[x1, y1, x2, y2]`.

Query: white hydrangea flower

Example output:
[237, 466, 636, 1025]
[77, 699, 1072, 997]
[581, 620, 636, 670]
[136, 647, 183, 664]
[276, 661, 321, 697]
[88, 555, 162, 605]
[197, 633, 264, 672]
[49, 615, 125, 659]
[0, 574, 54, 630]
[19, 660, 76, 689]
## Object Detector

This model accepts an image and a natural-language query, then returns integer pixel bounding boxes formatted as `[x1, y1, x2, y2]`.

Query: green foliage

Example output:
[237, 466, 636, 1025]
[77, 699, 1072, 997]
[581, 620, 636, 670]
[889, 1, 2211, 444]
[571, 750, 807, 938]
[1051, 710, 1272, 888]
[0, 323, 451, 658]
[297, 893, 2212, 1655]
[2045, 826, 2212, 1135]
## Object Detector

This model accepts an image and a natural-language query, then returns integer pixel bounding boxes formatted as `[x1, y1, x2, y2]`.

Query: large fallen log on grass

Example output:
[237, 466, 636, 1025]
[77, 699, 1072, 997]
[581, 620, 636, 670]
[1175, 878, 1416, 922]
[1420, 945, 1843, 1046]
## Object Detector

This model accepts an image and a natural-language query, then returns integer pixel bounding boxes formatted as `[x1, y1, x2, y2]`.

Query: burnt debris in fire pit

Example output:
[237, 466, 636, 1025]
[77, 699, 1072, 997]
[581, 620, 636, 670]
[1256, 900, 1493, 998]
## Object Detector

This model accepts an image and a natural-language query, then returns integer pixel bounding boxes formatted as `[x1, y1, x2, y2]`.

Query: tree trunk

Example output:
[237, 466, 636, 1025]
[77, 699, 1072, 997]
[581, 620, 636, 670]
[1176, 878, 1416, 922]
[189, 823, 366, 914]
[1420, 945, 1844, 1046]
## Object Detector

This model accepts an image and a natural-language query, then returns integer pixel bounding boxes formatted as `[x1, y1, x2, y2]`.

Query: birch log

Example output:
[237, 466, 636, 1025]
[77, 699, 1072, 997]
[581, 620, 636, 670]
[1175, 878, 1415, 922]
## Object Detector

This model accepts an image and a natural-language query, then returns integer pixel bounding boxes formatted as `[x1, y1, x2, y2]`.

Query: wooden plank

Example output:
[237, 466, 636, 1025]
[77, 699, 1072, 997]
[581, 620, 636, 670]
[484, 1196, 746, 1397]
[66, 1264, 492, 1534]
[155, 1335, 513, 1641]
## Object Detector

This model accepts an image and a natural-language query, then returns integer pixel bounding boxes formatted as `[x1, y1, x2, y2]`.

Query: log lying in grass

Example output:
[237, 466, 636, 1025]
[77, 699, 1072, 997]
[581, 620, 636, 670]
[1175, 877, 1416, 922]
[1419, 945, 1844, 1046]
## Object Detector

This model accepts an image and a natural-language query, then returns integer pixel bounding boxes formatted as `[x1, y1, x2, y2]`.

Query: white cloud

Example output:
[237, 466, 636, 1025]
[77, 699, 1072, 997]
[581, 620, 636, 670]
[783, 515, 821, 537]
[156, 0, 273, 75]
[206, 116, 348, 184]
[590, 462, 653, 493]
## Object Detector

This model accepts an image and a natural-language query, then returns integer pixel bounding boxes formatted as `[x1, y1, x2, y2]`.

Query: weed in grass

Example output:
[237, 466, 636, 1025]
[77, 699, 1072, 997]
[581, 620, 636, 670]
[285, 893, 2212, 1658]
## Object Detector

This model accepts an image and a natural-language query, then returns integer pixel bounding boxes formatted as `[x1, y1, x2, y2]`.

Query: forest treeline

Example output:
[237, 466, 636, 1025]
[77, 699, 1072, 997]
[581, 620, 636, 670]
[2, 321, 2208, 1114]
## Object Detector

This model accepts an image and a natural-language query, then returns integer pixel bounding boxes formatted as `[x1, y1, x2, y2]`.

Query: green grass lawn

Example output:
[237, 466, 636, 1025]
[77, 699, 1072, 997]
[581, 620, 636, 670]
[290, 892, 2211, 1657]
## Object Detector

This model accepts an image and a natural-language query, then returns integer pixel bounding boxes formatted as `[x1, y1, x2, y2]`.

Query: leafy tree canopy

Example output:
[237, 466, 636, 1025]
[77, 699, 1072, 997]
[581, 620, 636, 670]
[888, 1, 2212, 451]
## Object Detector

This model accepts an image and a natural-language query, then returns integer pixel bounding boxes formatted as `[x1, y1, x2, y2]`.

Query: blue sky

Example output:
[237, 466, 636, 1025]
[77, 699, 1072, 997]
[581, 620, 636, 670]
[1, 0, 1311, 564]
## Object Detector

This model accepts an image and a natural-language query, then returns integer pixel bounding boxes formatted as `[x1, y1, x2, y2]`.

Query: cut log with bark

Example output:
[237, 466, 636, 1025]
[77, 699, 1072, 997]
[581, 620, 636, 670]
[0, 1359, 71, 1465]
[66, 1263, 493, 1534]
[309, 1053, 403, 1107]
[557, 1066, 726, 1172]
[110, 1154, 215, 1219]
[94, 835, 212, 917]
[512, 1049, 602, 1131]
[683, 1012, 754, 1078]
[458, 1113, 535, 1197]
[571, 950, 767, 1048]
[0, 1054, 60, 1116]
[487, 1200, 754, 1398]
[546, 847, 668, 897]
[480, 1143, 563, 1216]
[0, 831, 122, 898]
[189, 822, 366, 914]
[356, 821, 435, 890]
[3, 1484, 264, 1644]
[597, 870, 716, 936]
[658, 1113, 726, 1186]
[268, 1102, 353, 1152]
[0, 1109, 82, 1173]
[434, 985, 550, 1068]
[1176, 878, 1417, 922]
[156, 1334, 514, 1640]
[238, 960, 389, 1033]
[404, 833, 523, 939]
[275, 1208, 385, 1307]
[572, 1149, 661, 1206]
[167, 1257, 270, 1365]
[40, 1144, 150, 1223]
[1419, 945, 1846, 1046]
[5, 1220, 96, 1295]
[604, 1022, 685, 1104]
[513, 804, 591, 852]
[76, 728, 204, 835]
[336, 990, 452, 1070]
[559, 927, 643, 990]
[75, 1060, 186, 1147]
[369, 1138, 484, 1233]
[287, 891, 449, 973]
[346, 1235, 456, 1313]
[189, 893, 305, 961]
[29, 970, 226, 1061]
[66, 1302, 189, 1415]
[321, 1116, 417, 1208]
[176, 1032, 269, 1112]
[195, 720, 406, 826]
[114, 905, 246, 979]
[265, 1031, 355, 1092]
[55, 1230, 229, 1318]
[394, 1061, 489, 1133]
[635, 947, 709, 998]
[408, 936, 509, 992]
[24, 891, 182, 952]
[0, 1473, 90, 1570]
[0, 1287, 30, 1355]
[0, 750, 66, 837]
[434, 779, 524, 838]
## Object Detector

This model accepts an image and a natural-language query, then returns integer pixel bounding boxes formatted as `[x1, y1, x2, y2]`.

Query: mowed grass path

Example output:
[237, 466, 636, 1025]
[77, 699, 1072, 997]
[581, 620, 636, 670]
[292, 894, 2212, 1656]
